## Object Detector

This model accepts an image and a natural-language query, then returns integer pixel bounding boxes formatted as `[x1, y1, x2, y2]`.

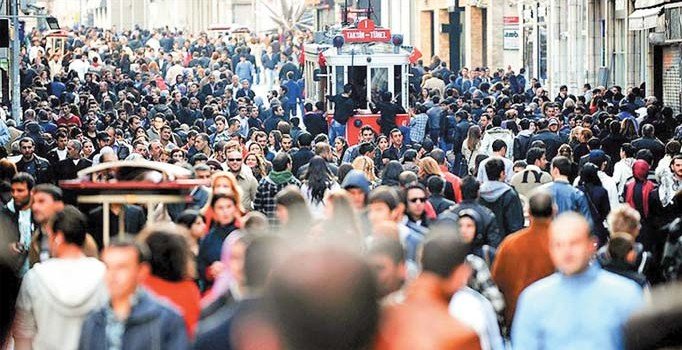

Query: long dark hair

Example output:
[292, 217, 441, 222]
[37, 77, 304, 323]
[304, 156, 334, 203]
[579, 162, 602, 203]
[381, 161, 403, 187]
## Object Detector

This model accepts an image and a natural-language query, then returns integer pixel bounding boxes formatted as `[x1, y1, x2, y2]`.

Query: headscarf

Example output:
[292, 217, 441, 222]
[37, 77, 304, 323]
[200, 231, 244, 308]
[625, 160, 655, 217]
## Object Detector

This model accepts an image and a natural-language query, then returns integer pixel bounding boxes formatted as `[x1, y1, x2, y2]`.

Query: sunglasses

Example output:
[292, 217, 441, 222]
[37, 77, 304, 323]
[409, 197, 427, 203]
[227, 158, 242, 162]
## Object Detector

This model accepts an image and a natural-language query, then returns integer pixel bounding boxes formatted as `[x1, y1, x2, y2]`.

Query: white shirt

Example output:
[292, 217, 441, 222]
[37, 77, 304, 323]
[450, 287, 505, 350]
[573, 171, 620, 209]
[68, 59, 90, 80]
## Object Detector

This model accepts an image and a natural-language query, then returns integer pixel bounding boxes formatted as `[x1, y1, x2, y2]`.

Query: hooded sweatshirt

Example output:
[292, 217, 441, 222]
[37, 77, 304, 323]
[14, 257, 107, 350]
[478, 181, 524, 236]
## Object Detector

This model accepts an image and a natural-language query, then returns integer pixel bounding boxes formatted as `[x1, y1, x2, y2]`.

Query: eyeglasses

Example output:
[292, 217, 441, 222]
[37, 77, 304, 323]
[408, 197, 427, 203]
[227, 158, 242, 162]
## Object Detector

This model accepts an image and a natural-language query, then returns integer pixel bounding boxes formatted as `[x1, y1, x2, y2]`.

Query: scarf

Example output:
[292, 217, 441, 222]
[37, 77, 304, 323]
[625, 160, 654, 217]
[269, 170, 294, 185]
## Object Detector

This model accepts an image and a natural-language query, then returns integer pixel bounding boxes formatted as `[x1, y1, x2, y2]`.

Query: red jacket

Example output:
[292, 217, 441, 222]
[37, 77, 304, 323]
[143, 275, 201, 338]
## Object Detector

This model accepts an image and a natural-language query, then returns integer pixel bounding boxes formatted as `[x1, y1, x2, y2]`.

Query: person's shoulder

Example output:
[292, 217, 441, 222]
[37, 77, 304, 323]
[596, 269, 643, 296]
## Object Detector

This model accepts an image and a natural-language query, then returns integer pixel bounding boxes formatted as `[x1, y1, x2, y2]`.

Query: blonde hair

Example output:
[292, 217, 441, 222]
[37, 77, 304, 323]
[202, 171, 245, 215]
[419, 157, 442, 178]
[607, 204, 641, 238]
[352, 155, 377, 182]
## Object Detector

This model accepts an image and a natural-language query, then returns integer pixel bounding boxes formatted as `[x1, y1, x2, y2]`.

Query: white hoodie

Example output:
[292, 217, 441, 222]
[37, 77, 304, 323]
[14, 257, 107, 350]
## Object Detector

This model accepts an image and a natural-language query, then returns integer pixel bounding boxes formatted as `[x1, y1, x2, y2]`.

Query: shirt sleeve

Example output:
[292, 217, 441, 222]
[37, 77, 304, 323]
[511, 289, 541, 350]
[14, 271, 37, 340]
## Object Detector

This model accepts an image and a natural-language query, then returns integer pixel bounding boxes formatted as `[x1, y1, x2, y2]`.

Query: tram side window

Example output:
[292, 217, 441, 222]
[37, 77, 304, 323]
[371, 68, 388, 105]
[393, 66, 402, 106]
[335, 66, 344, 96]
[348, 66, 367, 109]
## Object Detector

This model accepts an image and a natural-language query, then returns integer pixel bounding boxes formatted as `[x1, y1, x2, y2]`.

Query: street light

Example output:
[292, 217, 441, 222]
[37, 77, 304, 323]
[45, 16, 60, 30]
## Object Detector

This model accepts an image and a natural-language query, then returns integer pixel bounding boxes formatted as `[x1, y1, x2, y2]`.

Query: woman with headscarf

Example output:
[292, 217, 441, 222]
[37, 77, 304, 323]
[623, 160, 660, 256]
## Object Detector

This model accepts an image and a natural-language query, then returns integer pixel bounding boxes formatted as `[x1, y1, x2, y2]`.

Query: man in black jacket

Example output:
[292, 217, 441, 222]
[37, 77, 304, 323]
[529, 118, 563, 160]
[370, 91, 406, 136]
[632, 124, 666, 167]
[303, 102, 328, 137]
[478, 158, 525, 237]
[327, 84, 356, 143]
[56, 139, 92, 181]
[441, 176, 502, 248]
[427, 176, 455, 215]
[45, 132, 69, 168]
[15, 138, 52, 185]
[291, 132, 315, 177]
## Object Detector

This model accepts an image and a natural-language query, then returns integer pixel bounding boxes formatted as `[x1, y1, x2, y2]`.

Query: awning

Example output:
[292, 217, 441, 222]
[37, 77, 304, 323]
[629, 6, 663, 30]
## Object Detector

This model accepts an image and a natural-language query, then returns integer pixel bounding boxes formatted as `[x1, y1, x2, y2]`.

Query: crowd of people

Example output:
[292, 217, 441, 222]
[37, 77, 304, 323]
[0, 24, 682, 350]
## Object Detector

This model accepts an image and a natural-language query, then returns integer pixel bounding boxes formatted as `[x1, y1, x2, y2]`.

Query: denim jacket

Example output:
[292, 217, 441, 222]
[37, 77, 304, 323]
[541, 180, 594, 227]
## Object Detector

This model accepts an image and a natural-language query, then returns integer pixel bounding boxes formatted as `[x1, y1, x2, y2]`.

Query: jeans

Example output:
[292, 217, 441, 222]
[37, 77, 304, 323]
[264, 68, 276, 90]
[329, 121, 346, 144]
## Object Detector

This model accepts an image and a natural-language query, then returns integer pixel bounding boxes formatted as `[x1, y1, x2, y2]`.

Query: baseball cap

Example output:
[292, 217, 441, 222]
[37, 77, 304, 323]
[548, 118, 559, 126]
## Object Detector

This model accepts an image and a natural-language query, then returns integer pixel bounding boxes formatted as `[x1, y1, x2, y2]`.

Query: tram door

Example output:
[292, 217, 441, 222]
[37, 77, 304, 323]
[348, 66, 367, 109]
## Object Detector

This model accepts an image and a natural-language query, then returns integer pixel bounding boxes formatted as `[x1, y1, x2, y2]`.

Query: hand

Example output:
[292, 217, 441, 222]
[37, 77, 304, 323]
[207, 261, 225, 280]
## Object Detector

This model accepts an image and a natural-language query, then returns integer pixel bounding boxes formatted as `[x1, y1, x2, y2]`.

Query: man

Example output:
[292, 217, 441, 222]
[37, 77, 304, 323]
[328, 83, 356, 144]
[427, 176, 455, 215]
[88, 203, 146, 250]
[442, 176, 502, 248]
[476, 140, 514, 183]
[56, 140, 92, 181]
[510, 147, 552, 200]
[342, 126, 376, 163]
[225, 150, 258, 211]
[15, 137, 52, 184]
[253, 152, 301, 226]
[370, 91, 406, 137]
[235, 79, 256, 100]
[282, 71, 301, 118]
[78, 238, 189, 349]
[478, 159, 524, 237]
[659, 154, 682, 208]
[384, 128, 408, 161]
[512, 213, 643, 349]
[491, 191, 556, 328]
[0, 173, 35, 275]
[431, 149, 463, 202]
[632, 124, 666, 167]
[367, 237, 407, 301]
[480, 116, 514, 158]
[291, 132, 315, 177]
[264, 104, 286, 134]
[529, 118, 563, 160]
[45, 132, 69, 168]
[303, 102, 328, 137]
[540, 156, 593, 225]
[297, 142, 339, 179]
[14, 206, 107, 350]
[376, 232, 481, 349]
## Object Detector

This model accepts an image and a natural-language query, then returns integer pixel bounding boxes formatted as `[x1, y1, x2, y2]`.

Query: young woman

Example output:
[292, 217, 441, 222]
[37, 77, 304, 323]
[197, 192, 240, 292]
[274, 186, 312, 234]
[244, 152, 268, 181]
[333, 137, 349, 165]
[300, 156, 340, 219]
[175, 209, 207, 257]
[352, 155, 378, 185]
[201, 172, 245, 232]
[462, 125, 483, 175]
[577, 163, 611, 246]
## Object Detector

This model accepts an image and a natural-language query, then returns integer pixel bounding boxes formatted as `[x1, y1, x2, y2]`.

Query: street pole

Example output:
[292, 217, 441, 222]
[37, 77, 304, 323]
[10, 0, 21, 122]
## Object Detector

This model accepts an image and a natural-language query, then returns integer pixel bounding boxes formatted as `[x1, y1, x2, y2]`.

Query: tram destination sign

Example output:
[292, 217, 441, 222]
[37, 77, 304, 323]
[342, 19, 391, 43]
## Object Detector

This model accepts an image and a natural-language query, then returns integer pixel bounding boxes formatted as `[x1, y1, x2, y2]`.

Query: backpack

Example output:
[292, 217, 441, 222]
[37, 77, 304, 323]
[513, 134, 532, 161]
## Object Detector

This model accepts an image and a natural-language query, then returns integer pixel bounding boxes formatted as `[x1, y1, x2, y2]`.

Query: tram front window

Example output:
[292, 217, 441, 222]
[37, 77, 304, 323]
[371, 68, 389, 104]
[348, 66, 367, 109]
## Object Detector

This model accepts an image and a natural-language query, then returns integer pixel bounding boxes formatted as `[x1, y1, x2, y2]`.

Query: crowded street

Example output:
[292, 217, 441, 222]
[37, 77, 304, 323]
[0, 0, 681, 349]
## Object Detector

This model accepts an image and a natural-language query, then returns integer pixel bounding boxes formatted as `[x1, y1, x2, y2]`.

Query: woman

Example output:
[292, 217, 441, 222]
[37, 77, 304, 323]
[374, 135, 390, 169]
[201, 172, 245, 231]
[577, 163, 611, 246]
[197, 192, 241, 292]
[381, 161, 403, 187]
[333, 137, 349, 165]
[462, 125, 483, 175]
[301, 156, 340, 219]
[141, 225, 201, 338]
[571, 127, 592, 163]
[82, 139, 96, 160]
[199, 231, 246, 312]
[268, 130, 282, 155]
[133, 126, 148, 141]
[175, 209, 206, 257]
[244, 152, 268, 181]
[247, 142, 264, 158]
[418, 156, 456, 201]
[620, 118, 638, 141]
[352, 155, 378, 185]
[623, 160, 659, 254]
[558, 144, 579, 183]
[317, 190, 363, 250]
